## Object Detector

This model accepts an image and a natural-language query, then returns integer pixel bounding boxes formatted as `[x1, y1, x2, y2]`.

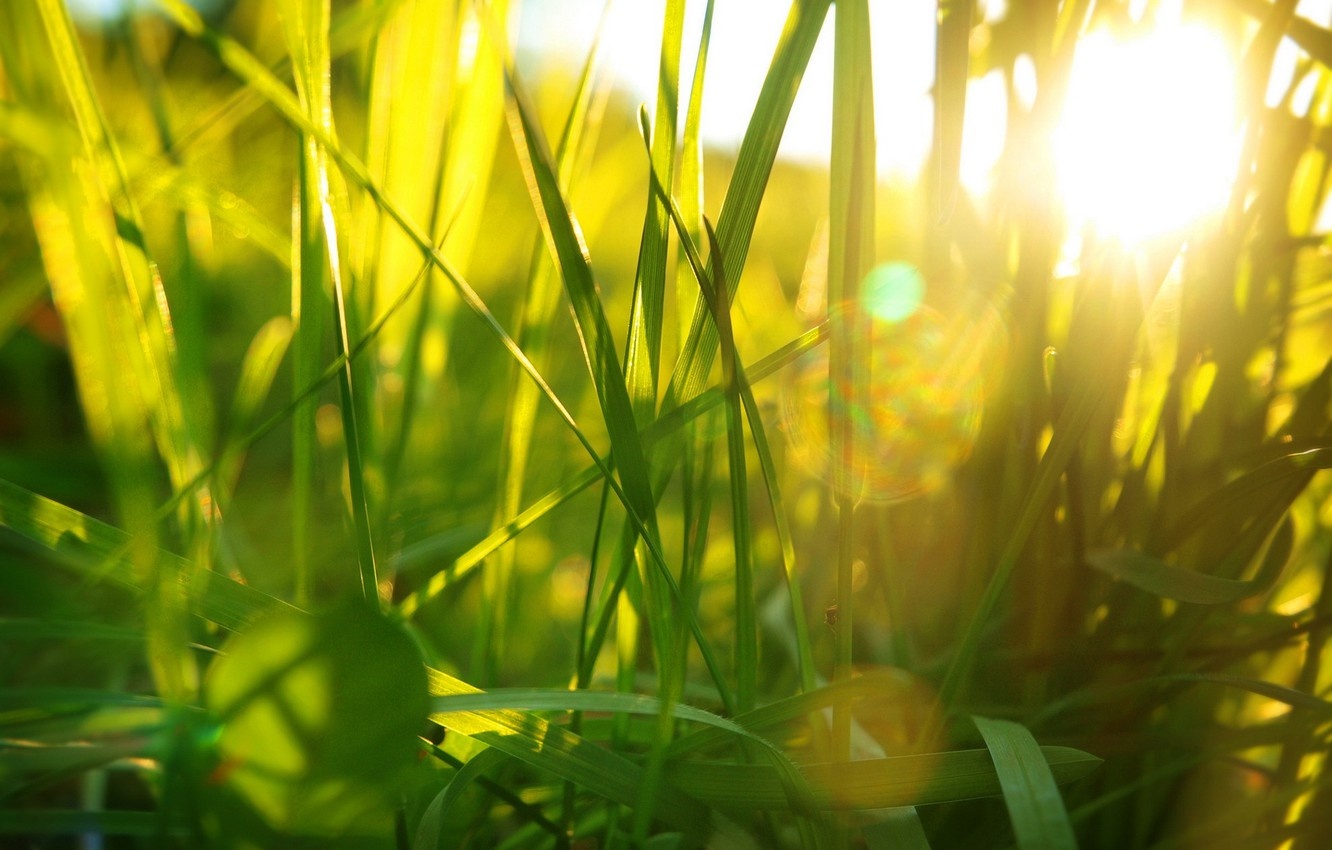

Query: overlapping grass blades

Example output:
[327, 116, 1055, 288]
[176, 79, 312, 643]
[6, 0, 1332, 845]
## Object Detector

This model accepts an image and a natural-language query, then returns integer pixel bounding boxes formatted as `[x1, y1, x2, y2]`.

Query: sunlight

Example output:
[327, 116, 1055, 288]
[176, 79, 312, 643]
[1054, 24, 1241, 245]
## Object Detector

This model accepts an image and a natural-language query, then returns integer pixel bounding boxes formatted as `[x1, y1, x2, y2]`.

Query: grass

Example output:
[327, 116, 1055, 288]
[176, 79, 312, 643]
[2, 0, 1332, 847]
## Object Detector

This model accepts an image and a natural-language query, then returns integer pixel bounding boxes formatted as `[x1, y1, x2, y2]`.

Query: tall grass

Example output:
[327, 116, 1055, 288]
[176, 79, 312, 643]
[2, 0, 1331, 847]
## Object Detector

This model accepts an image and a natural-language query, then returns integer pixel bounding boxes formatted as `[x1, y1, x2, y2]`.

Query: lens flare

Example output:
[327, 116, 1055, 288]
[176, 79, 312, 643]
[861, 262, 925, 323]
[782, 293, 989, 503]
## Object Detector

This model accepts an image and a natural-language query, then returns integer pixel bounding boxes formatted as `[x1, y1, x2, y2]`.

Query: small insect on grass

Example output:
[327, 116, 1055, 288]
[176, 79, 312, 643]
[824, 601, 840, 630]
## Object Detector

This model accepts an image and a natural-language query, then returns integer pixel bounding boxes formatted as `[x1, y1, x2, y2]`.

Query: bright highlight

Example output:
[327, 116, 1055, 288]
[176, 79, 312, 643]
[1055, 25, 1240, 244]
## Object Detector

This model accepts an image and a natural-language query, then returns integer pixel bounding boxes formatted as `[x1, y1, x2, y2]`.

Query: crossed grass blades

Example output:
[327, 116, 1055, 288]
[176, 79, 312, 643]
[3, 0, 1332, 847]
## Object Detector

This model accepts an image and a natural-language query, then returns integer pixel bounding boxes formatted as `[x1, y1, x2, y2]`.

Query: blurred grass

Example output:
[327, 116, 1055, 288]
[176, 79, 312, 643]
[2, 0, 1332, 847]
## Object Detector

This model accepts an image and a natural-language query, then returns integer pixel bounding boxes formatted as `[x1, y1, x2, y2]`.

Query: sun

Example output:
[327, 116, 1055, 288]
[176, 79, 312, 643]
[1054, 23, 1241, 246]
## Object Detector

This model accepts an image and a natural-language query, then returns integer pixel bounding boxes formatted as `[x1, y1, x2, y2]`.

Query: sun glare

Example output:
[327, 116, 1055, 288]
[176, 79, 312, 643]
[1055, 24, 1241, 245]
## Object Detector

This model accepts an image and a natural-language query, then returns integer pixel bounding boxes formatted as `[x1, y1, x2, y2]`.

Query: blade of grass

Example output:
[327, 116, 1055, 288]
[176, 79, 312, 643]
[485, 0, 615, 682]
[1087, 509, 1293, 605]
[674, 0, 715, 351]
[934, 0, 971, 223]
[828, 0, 876, 768]
[502, 59, 735, 709]
[662, 746, 1100, 811]
[665, 0, 832, 408]
[281, 0, 379, 607]
[215, 317, 294, 510]
[14, 0, 196, 701]
[638, 114, 816, 693]
[973, 716, 1079, 850]
[623, 0, 684, 829]
[696, 221, 757, 712]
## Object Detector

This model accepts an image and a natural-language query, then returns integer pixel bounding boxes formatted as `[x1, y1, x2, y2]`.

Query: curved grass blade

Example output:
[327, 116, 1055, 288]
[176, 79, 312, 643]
[1088, 512, 1293, 605]
[674, 0, 715, 349]
[418, 742, 566, 842]
[1162, 445, 1332, 550]
[973, 716, 1078, 850]
[695, 221, 757, 711]
[413, 747, 515, 850]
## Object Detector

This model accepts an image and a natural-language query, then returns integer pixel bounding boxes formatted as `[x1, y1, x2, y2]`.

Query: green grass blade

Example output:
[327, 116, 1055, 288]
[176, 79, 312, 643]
[699, 221, 756, 712]
[934, 0, 972, 223]
[674, 0, 715, 351]
[828, 0, 876, 761]
[485, 1, 615, 681]
[666, 0, 832, 407]
[503, 61, 735, 708]
[624, 0, 683, 417]
[864, 808, 932, 850]
[413, 748, 513, 850]
[973, 716, 1079, 850]
[663, 746, 1100, 811]
[281, 0, 379, 607]
[398, 466, 602, 618]
[1088, 510, 1293, 604]
[638, 117, 816, 693]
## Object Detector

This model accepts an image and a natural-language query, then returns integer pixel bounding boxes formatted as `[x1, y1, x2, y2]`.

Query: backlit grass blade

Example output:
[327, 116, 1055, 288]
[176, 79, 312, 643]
[281, 0, 380, 607]
[674, 0, 715, 350]
[398, 465, 602, 619]
[1088, 511, 1293, 604]
[625, 0, 683, 419]
[0, 476, 297, 632]
[486, 2, 615, 681]
[828, 0, 876, 761]
[666, 0, 832, 407]
[934, 0, 971, 223]
[973, 716, 1079, 850]
[501, 69, 662, 547]
[694, 221, 757, 712]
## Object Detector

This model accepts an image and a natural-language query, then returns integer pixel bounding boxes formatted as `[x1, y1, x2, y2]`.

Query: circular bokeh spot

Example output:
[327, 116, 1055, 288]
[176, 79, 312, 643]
[782, 303, 987, 503]
[861, 262, 925, 324]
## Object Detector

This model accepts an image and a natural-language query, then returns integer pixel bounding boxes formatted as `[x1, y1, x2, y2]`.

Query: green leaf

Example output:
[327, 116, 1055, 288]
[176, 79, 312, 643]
[973, 716, 1080, 850]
